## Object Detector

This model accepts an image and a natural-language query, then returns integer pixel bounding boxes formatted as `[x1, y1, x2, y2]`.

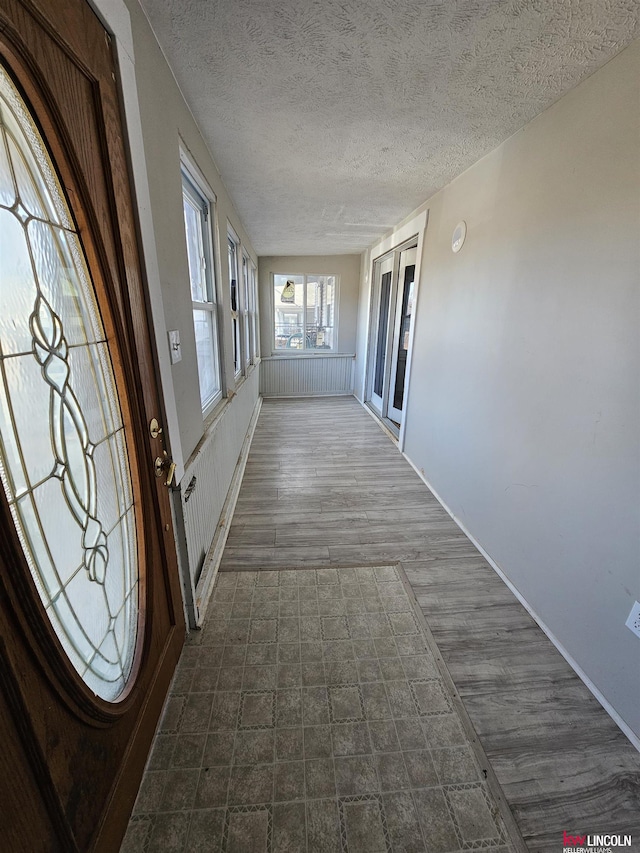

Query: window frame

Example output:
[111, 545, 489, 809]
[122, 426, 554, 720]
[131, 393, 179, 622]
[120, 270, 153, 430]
[227, 227, 243, 379]
[241, 252, 251, 370]
[181, 165, 223, 417]
[271, 273, 339, 354]
[248, 258, 259, 362]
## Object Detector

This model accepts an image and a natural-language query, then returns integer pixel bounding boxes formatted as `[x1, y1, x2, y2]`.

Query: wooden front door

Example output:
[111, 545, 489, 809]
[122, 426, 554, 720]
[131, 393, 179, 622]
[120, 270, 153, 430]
[0, 1, 185, 851]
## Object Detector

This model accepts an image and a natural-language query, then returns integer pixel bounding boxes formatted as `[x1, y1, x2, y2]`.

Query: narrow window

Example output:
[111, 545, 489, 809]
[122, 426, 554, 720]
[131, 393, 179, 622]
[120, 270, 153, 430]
[228, 233, 242, 377]
[241, 253, 251, 369]
[249, 259, 259, 361]
[182, 172, 222, 414]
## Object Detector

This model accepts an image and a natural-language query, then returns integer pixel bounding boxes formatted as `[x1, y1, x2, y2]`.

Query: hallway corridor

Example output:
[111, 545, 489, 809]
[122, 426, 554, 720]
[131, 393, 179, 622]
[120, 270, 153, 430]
[125, 397, 640, 852]
[222, 398, 640, 849]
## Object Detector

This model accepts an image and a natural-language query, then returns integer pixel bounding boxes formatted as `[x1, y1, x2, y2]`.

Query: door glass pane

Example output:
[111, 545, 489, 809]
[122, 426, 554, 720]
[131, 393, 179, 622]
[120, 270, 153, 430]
[0, 65, 138, 702]
[374, 270, 392, 397]
[393, 264, 415, 410]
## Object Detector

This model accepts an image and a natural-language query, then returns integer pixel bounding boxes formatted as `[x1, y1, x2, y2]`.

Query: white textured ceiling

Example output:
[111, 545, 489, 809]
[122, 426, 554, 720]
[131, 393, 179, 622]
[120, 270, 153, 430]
[140, 0, 638, 255]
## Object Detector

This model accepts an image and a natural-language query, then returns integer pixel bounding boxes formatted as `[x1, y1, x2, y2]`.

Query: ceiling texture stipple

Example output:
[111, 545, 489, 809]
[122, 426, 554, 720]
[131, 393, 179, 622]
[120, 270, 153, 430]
[140, 0, 638, 256]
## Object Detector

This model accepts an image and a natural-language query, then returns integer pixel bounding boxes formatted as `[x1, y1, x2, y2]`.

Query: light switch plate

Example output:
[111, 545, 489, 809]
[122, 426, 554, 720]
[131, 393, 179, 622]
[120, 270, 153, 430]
[168, 329, 181, 364]
[625, 601, 640, 638]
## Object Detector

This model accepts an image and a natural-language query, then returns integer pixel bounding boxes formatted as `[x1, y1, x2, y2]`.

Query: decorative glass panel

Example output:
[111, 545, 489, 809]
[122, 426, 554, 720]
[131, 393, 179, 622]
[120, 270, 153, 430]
[0, 65, 138, 702]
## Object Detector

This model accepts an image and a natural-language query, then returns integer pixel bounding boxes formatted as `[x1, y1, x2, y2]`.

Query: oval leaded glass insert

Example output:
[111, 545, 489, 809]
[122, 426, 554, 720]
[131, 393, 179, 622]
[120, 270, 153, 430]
[0, 65, 138, 702]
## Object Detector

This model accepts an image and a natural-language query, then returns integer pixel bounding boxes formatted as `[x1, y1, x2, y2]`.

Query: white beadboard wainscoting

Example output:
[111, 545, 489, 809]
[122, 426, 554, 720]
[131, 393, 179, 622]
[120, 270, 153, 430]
[260, 353, 355, 397]
[173, 367, 260, 626]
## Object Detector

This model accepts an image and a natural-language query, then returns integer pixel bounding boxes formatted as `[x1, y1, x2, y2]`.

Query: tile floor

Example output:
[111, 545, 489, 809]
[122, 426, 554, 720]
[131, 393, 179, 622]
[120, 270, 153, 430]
[121, 566, 519, 853]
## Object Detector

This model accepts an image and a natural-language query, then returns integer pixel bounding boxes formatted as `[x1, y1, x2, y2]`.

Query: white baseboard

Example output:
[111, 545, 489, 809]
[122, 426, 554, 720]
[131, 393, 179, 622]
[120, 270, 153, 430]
[194, 396, 262, 625]
[261, 391, 353, 398]
[400, 451, 640, 754]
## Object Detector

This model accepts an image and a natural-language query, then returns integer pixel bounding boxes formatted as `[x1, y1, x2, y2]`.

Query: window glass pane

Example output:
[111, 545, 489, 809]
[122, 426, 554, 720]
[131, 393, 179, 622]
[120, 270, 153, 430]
[250, 264, 258, 359]
[228, 238, 241, 373]
[0, 65, 137, 702]
[183, 191, 207, 303]
[183, 171, 222, 410]
[318, 275, 336, 350]
[228, 238, 237, 309]
[193, 308, 220, 407]
[305, 275, 336, 350]
[274, 275, 304, 349]
[242, 256, 250, 364]
[306, 277, 319, 347]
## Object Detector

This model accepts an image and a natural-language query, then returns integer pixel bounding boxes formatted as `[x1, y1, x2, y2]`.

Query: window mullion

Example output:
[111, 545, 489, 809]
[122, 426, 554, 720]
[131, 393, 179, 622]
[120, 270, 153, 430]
[303, 275, 307, 350]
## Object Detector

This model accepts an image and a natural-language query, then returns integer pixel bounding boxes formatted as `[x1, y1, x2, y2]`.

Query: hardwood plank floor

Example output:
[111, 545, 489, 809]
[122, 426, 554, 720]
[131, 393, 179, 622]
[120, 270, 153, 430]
[220, 396, 640, 851]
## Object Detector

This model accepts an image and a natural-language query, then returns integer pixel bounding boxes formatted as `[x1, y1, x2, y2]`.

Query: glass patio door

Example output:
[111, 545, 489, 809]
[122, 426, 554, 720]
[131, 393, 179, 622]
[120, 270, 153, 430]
[369, 253, 395, 415]
[387, 247, 417, 424]
[366, 243, 418, 433]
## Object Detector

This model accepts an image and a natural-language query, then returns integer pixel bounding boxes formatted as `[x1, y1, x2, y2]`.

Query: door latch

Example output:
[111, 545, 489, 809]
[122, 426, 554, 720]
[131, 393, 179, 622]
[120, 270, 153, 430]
[149, 417, 163, 439]
[154, 451, 176, 487]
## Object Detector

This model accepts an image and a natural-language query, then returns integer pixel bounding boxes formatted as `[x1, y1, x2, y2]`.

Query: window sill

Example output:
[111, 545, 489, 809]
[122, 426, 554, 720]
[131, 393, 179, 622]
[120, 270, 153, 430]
[232, 357, 259, 390]
[266, 352, 355, 360]
[194, 359, 260, 457]
[201, 393, 227, 434]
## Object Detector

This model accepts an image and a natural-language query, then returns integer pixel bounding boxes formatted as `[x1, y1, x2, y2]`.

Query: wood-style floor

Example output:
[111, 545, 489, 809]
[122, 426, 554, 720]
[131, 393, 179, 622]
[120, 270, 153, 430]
[220, 396, 640, 852]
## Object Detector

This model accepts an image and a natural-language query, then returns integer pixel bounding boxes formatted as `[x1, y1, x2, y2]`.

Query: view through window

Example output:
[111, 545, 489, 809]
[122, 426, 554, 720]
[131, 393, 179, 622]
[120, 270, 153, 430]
[182, 172, 222, 413]
[273, 274, 336, 351]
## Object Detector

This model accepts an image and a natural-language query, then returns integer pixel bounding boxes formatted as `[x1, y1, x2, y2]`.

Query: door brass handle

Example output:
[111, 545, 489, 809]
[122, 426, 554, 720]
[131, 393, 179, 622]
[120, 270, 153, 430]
[165, 461, 177, 487]
[154, 452, 176, 487]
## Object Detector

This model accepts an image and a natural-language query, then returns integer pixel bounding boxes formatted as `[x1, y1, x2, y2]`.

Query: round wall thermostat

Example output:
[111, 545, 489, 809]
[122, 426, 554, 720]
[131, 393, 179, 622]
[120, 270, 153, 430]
[452, 221, 466, 253]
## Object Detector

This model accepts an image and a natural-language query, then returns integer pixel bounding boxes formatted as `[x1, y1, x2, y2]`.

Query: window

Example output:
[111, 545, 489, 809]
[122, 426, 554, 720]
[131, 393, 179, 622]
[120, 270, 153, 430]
[182, 171, 222, 414]
[228, 233, 242, 377]
[248, 259, 259, 361]
[241, 253, 251, 369]
[242, 255, 259, 364]
[273, 274, 337, 351]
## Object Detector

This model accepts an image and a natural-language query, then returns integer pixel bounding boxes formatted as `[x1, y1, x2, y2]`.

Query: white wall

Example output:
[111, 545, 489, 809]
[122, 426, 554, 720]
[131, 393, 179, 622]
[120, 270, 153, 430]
[180, 368, 259, 588]
[357, 42, 640, 738]
[125, 0, 259, 463]
[111, 0, 262, 622]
